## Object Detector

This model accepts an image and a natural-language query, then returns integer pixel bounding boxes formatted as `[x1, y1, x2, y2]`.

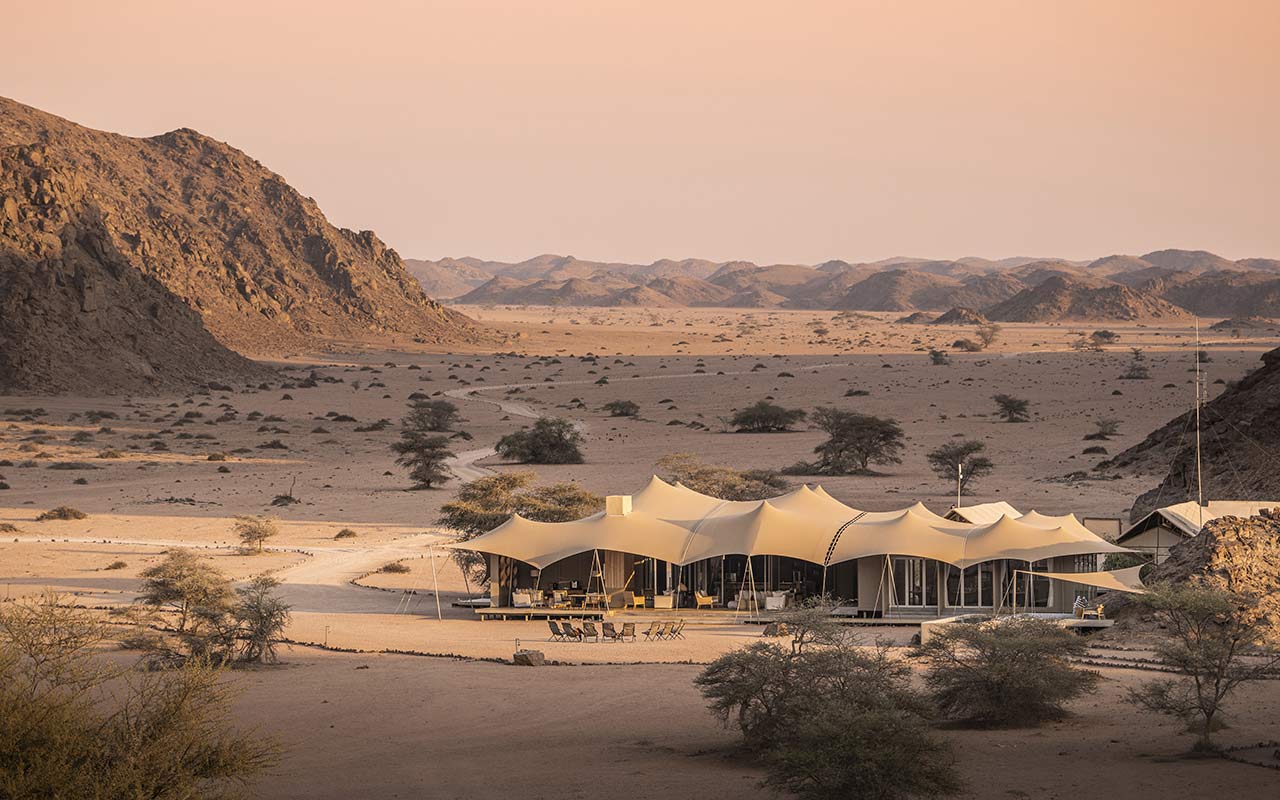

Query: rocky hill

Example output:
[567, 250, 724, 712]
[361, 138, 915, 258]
[0, 96, 481, 386]
[985, 276, 1191, 322]
[0, 141, 271, 393]
[1102, 346, 1280, 520]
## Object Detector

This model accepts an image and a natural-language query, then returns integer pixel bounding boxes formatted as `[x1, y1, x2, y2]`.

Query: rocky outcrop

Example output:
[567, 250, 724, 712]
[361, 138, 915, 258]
[1126, 509, 1280, 641]
[0, 96, 483, 385]
[930, 307, 989, 326]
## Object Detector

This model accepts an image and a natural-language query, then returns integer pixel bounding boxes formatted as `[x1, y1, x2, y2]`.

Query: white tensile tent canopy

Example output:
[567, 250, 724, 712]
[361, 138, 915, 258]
[449, 476, 1138, 574]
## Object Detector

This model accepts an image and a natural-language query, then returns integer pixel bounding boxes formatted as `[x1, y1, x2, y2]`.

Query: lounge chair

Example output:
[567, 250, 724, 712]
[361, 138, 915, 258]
[601, 622, 622, 642]
[619, 622, 637, 642]
[694, 592, 718, 610]
[547, 620, 565, 642]
[622, 591, 644, 609]
[560, 621, 584, 641]
[668, 620, 687, 640]
[581, 621, 602, 642]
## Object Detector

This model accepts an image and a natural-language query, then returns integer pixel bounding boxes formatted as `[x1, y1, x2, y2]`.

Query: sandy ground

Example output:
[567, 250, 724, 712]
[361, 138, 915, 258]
[3, 308, 1279, 797]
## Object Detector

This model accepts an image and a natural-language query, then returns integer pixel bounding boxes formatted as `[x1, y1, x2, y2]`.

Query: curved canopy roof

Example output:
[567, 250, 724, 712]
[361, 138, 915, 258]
[450, 476, 1134, 569]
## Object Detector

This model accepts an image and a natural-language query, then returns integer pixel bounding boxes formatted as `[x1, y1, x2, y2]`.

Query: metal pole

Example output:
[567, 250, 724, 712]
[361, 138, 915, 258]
[956, 463, 963, 509]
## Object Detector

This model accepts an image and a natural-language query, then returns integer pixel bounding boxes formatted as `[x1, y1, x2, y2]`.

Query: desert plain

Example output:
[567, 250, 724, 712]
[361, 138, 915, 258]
[3, 307, 1279, 798]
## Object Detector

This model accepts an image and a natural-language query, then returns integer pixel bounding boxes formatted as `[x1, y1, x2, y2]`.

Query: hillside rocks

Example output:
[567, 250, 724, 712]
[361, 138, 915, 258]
[930, 307, 989, 326]
[0, 96, 483, 393]
[0, 141, 271, 393]
[1103, 346, 1280, 520]
[985, 276, 1191, 322]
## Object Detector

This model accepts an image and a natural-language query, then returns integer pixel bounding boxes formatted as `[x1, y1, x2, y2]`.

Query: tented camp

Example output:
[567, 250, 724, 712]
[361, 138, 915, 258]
[1118, 501, 1278, 563]
[452, 477, 1137, 618]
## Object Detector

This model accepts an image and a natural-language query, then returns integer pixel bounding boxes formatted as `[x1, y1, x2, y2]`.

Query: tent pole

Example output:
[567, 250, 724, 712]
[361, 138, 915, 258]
[428, 545, 442, 621]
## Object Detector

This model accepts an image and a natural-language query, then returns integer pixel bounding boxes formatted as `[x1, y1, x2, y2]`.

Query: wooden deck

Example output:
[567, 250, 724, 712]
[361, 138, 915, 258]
[476, 606, 607, 621]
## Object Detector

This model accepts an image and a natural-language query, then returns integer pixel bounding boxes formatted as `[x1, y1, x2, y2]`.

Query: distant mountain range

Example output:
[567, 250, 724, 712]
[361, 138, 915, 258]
[0, 97, 483, 393]
[414, 251, 1280, 322]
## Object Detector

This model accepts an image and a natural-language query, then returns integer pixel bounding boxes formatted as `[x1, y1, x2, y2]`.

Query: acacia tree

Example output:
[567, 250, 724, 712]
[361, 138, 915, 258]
[925, 440, 994, 495]
[233, 515, 277, 554]
[495, 417, 584, 464]
[1127, 583, 1280, 751]
[976, 323, 1001, 349]
[730, 400, 807, 433]
[234, 575, 292, 664]
[138, 549, 235, 633]
[992, 394, 1030, 423]
[402, 399, 461, 432]
[656, 453, 789, 500]
[438, 472, 602, 587]
[793, 407, 905, 475]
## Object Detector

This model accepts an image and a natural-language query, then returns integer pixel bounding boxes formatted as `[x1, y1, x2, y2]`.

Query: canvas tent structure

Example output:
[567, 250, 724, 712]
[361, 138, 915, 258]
[451, 477, 1140, 617]
[1118, 501, 1278, 564]
[945, 501, 1022, 525]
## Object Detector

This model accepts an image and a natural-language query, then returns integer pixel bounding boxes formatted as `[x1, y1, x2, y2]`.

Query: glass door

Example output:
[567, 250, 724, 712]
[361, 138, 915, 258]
[892, 557, 937, 607]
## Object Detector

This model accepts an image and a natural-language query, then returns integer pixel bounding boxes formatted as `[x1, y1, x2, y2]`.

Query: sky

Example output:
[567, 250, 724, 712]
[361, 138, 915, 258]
[4, 1, 1277, 265]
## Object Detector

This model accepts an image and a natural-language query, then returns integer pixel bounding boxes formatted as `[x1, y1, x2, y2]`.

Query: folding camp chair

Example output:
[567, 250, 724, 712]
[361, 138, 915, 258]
[560, 621, 584, 641]
[668, 620, 687, 640]
[581, 621, 602, 642]
[601, 622, 623, 642]
[642, 621, 662, 641]
[547, 620, 565, 642]
[619, 622, 637, 642]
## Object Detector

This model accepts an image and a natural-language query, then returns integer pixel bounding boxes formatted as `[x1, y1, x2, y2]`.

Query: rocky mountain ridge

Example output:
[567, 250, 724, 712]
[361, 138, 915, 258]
[0, 97, 484, 392]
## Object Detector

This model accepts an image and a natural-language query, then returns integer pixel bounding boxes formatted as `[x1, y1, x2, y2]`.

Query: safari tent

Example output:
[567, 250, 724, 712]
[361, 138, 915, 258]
[452, 477, 1137, 618]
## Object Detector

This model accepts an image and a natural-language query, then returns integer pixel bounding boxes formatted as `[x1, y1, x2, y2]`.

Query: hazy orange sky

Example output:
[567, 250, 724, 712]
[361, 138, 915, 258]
[5, 1, 1277, 264]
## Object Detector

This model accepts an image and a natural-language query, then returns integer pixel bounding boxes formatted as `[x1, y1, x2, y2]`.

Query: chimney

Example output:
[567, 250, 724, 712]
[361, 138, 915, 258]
[606, 495, 632, 516]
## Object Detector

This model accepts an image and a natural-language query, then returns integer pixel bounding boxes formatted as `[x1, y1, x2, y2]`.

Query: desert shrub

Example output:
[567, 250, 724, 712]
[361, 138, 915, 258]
[47, 462, 99, 470]
[925, 440, 993, 495]
[138, 549, 235, 634]
[233, 515, 278, 553]
[36, 506, 87, 522]
[334, 528, 358, 539]
[380, 561, 410, 574]
[912, 616, 1099, 726]
[928, 349, 950, 365]
[1082, 445, 1107, 454]
[730, 400, 807, 433]
[104, 560, 128, 570]
[207, 452, 229, 462]
[496, 417, 584, 464]
[602, 399, 640, 417]
[698, 606, 960, 799]
[952, 338, 983, 352]
[97, 449, 124, 459]
[1126, 582, 1280, 751]
[0, 522, 18, 532]
[992, 394, 1030, 422]
[256, 439, 288, 450]
[656, 453, 789, 500]
[0, 596, 280, 798]
[234, 575, 292, 664]
[1086, 417, 1119, 440]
